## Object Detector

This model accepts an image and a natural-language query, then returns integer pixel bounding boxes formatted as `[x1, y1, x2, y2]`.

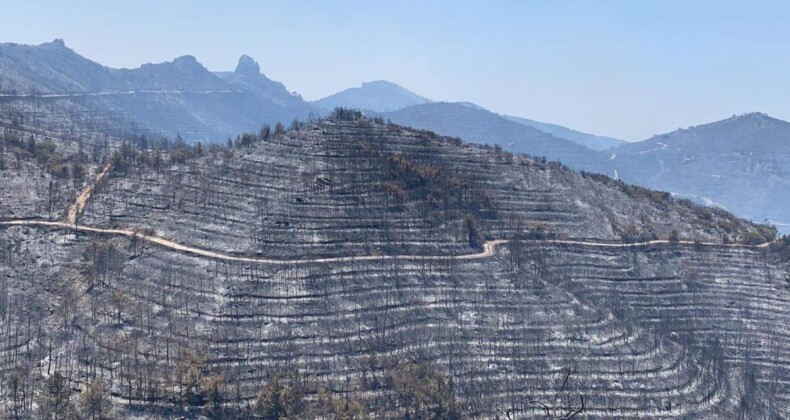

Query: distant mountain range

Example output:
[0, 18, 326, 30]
[0, 39, 622, 151]
[595, 112, 790, 229]
[376, 102, 596, 168]
[312, 80, 626, 151]
[312, 80, 432, 112]
[0, 39, 228, 94]
[502, 114, 626, 151]
[1, 39, 788, 231]
[0, 40, 313, 139]
[376, 101, 790, 230]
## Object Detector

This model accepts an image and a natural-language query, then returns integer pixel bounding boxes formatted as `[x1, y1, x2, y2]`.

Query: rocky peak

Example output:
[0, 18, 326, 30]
[172, 55, 200, 66]
[235, 55, 261, 77]
[40, 38, 71, 52]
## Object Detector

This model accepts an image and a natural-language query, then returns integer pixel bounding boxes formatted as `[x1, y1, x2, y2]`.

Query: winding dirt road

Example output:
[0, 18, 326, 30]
[0, 159, 773, 265]
[66, 165, 111, 224]
[0, 219, 772, 266]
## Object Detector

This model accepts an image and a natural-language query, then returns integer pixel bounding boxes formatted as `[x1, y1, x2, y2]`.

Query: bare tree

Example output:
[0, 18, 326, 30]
[531, 364, 585, 420]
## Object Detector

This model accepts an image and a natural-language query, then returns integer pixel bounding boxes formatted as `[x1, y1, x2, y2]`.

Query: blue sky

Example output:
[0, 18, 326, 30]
[2, 0, 789, 140]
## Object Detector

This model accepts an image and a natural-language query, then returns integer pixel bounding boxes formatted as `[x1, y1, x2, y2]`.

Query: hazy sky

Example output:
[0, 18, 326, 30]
[2, 0, 789, 140]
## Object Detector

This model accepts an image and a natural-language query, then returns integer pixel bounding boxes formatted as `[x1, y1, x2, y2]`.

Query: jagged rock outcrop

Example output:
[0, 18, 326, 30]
[217, 55, 309, 112]
[235, 55, 261, 77]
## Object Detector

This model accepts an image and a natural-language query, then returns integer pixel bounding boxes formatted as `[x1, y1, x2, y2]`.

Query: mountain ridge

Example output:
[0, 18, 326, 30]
[314, 79, 627, 150]
[598, 112, 790, 232]
[503, 114, 626, 151]
[377, 101, 598, 168]
[312, 79, 432, 112]
[0, 39, 315, 140]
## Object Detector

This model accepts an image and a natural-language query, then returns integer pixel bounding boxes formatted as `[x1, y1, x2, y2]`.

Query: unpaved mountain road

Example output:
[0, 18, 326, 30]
[66, 165, 111, 224]
[0, 219, 773, 266]
[0, 151, 774, 265]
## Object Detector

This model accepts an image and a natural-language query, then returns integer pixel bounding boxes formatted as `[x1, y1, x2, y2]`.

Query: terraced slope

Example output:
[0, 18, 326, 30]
[0, 117, 787, 418]
[1, 226, 761, 418]
[78, 120, 771, 259]
[536, 244, 790, 418]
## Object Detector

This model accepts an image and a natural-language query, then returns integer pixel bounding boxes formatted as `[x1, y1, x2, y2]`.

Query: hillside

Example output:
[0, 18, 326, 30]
[312, 80, 432, 112]
[4, 41, 788, 240]
[1, 114, 788, 418]
[378, 102, 598, 168]
[9, 41, 788, 240]
[599, 113, 790, 231]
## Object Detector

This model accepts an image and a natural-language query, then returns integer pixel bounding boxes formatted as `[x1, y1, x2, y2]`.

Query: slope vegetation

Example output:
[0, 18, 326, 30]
[0, 115, 787, 418]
